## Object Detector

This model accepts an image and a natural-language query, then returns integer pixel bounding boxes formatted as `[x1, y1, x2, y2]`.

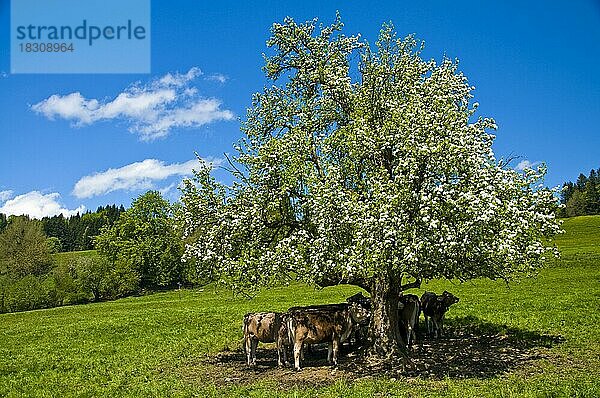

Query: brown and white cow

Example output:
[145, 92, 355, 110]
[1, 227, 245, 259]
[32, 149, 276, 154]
[398, 293, 420, 349]
[287, 303, 350, 359]
[243, 312, 289, 366]
[420, 291, 459, 338]
[287, 302, 371, 370]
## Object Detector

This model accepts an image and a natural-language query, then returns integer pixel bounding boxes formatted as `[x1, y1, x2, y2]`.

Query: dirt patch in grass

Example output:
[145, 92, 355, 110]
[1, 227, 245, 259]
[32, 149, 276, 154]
[179, 317, 564, 388]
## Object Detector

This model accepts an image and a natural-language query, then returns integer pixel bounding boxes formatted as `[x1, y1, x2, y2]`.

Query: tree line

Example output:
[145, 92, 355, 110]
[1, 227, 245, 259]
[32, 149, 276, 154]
[559, 168, 600, 217]
[41, 204, 126, 252]
[0, 192, 192, 313]
[0, 205, 126, 252]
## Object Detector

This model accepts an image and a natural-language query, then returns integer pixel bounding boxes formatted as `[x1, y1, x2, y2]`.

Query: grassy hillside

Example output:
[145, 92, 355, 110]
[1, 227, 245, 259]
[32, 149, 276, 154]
[553, 215, 600, 255]
[52, 249, 99, 266]
[1, 217, 599, 397]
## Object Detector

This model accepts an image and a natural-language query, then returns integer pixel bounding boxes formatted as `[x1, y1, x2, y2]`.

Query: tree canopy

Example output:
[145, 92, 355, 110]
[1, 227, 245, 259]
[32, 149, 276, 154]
[0, 216, 52, 279]
[559, 168, 600, 217]
[0, 213, 7, 234]
[180, 16, 562, 357]
[95, 191, 184, 289]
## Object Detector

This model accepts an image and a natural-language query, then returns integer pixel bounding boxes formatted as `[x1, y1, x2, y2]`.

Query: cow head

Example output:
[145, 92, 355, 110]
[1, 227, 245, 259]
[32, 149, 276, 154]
[346, 292, 371, 309]
[346, 292, 372, 325]
[441, 291, 459, 307]
[349, 302, 371, 325]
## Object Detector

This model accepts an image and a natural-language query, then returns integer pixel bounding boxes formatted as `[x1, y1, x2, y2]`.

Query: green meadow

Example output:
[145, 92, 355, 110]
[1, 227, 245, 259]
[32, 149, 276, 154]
[1, 216, 599, 397]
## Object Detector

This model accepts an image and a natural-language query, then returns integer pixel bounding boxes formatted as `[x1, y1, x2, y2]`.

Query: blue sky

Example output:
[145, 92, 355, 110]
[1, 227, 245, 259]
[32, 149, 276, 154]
[1, 0, 599, 218]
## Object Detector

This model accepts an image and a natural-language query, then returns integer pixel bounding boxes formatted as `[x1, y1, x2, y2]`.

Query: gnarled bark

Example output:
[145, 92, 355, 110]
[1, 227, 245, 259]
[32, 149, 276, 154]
[367, 277, 405, 359]
[367, 276, 421, 361]
[316, 271, 422, 362]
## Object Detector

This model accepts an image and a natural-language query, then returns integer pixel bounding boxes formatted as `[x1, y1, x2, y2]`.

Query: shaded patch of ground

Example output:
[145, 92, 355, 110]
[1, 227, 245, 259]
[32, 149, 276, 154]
[179, 316, 564, 388]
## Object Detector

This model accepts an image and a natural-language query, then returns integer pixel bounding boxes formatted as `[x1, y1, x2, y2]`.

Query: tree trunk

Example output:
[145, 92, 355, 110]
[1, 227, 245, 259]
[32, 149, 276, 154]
[367, 277, 406, 360]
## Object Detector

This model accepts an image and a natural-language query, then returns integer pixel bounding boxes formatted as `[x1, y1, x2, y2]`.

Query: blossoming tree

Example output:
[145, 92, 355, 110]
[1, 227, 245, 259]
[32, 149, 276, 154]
[180, 16, 561, 359]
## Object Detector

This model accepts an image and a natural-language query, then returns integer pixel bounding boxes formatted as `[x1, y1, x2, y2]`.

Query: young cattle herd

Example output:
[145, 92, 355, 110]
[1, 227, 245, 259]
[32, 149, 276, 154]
[242, 290, 460, 370]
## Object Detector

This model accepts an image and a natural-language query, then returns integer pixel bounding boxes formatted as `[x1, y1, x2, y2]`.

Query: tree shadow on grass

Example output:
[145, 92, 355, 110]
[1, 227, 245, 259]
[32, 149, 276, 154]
[184, 316, 564, 388]
[404, 315, 564, 379]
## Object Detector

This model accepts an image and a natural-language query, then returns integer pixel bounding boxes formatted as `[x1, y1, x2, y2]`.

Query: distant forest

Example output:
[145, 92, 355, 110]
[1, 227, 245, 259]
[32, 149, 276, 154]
[559, 168, 600, 218]
[0, 192, 185, 313]
[0, 205, 125, 252]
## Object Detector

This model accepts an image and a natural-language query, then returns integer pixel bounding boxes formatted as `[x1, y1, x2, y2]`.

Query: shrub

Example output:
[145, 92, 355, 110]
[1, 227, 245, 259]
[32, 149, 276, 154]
[46, 237, 63, 254]
[51, 262, 89, 305]
[75, 255, 140, 301]
[5, 275, 48, 312]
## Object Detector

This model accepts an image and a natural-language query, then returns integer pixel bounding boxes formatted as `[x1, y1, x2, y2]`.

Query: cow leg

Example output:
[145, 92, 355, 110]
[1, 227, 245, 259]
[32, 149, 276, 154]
[424, 314, 430, 337]
[284, 343, 290, 366]
[332, 338, 340, 367]
[425, 317, 433, 337]
[251, 338, 258, 365]
[433, 317, 440, 339]
[411, 312, 418, 349]
[411, 323, 417, 348]
[440, 314, 445, 337]
[402, 322, 409, 348]
[294, 342, 303, 370]
[277, 339, 284, 367]
[304, 343, 312, 359]
[245, 336, 252, 366]
[327, 342, 333, 364]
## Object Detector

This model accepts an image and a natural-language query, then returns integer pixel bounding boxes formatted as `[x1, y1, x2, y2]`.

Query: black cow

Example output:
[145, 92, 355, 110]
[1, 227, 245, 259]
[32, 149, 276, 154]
[420, 291, 459, 338]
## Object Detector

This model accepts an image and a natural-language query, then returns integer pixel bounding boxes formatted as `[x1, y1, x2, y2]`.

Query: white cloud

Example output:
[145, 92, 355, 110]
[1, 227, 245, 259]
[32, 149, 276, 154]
[73, 158, 220, 199]
[158, 182, 179, 196]
[158, 67, 202, 87]
[136, 99, 233, 138]
[32, 67, 234, 141]
[0, 190, 13, 202]
[515, 160, 540, 171]
[205, 73, 228, 83]
[33, 92, 100, 124]
[0, 191, 85, 219]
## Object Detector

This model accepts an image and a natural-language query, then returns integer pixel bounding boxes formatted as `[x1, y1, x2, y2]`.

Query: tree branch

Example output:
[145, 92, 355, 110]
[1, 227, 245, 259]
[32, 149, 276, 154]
[400, 278, 421, 291]
[221, 152, 249, 183]
[316, 274, 371, 293]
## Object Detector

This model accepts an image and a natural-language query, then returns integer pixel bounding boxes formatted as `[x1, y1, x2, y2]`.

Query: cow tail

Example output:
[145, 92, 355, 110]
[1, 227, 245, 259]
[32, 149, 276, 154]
[287, 316, 296, 345]
[416, 300, 421, 331]
[242, 313, 250, 354]
[243, 313, 250, 334]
